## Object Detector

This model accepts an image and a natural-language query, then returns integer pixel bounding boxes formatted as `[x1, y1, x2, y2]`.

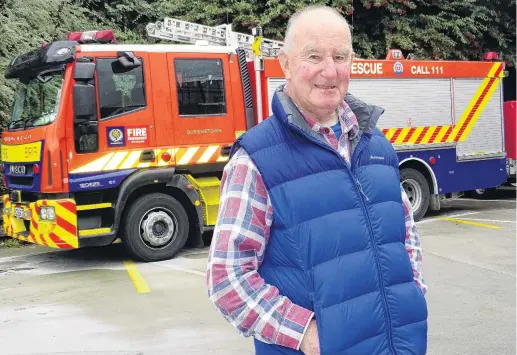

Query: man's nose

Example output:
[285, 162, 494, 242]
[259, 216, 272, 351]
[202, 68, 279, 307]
[320, 57, 338, 78]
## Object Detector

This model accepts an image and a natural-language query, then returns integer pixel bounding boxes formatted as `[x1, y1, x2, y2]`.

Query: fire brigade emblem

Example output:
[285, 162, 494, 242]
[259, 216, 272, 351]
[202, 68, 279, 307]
[393, 62, 404, 75]
[107, 127, 125, 147]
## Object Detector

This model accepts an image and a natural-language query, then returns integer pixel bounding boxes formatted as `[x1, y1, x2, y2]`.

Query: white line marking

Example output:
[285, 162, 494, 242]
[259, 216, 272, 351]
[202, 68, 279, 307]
[156, 263, 206, 277]
[458, 198, 515, 203]
[459, 218, 516, 224]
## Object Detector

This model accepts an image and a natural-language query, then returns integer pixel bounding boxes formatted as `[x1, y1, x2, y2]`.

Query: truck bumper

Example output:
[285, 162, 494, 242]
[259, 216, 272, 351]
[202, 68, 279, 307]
[2, 194, 79, 249]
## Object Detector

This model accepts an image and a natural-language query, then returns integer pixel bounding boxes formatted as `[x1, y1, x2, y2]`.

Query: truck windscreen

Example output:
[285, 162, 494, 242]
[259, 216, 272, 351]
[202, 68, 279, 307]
[8, 72, 64, 131]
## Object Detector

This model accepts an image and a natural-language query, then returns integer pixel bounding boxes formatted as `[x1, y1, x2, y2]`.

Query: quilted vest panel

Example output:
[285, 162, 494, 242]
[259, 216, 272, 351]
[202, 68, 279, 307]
[234, 92, 428, 355]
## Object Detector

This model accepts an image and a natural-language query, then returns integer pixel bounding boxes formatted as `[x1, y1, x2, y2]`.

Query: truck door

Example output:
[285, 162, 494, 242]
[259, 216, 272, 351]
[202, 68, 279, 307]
[69, 52, 156, 182]
[163, 53, 236, 166]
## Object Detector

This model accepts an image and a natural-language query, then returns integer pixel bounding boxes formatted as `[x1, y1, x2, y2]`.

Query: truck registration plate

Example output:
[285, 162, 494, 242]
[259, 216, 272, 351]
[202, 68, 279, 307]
[13, 206, 24, 219]
[9, 165, 26, 175]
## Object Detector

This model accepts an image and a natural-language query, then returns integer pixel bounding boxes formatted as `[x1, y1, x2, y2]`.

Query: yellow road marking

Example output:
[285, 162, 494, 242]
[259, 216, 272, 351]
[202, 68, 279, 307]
[438, 217, 501, 229]
[124, 260, 151, 293]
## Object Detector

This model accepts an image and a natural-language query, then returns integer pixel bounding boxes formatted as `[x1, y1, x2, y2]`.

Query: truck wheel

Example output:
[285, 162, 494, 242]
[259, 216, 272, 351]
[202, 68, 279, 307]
[122, 193, 189, 262]
[400, 168, 430, 222]
[467, 188, 496, 199]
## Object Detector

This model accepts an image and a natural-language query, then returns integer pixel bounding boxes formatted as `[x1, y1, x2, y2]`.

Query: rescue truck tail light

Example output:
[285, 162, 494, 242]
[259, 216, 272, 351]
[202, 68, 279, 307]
[66, 30, 116, 43]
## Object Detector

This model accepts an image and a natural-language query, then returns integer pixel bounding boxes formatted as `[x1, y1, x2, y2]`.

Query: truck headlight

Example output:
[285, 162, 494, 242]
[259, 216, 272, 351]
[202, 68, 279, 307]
[40, 206, 56, 221]
[3, 207, 11, 216]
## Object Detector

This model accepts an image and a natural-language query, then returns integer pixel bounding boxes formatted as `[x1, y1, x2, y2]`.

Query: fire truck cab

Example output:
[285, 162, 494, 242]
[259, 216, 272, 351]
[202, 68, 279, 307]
[1, 25, 262, 261]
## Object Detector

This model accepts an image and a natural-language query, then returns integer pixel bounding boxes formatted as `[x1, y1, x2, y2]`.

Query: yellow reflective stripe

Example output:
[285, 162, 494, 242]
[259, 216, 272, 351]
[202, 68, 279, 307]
[77, 203, 112, 211]
[198, 145, 219, 163]
[71, 153, 114, 173]
[33, 232, 43, 245]
[384, 129, 396, 141]
[458, 77, 501, 142]
[434, 125, 450, 143]
[104, 152, 128, 171]
[420, 126, 437, 144]
[55, 204, 76, 225]
[407, 126, 424, 144]
[79, 228, 111, 236]
[178, 147, 199, 165]
[43, 234, 58, 248]
[53, 225, 79, 247]
[395, 127, 411, 144]
[119, 151, 141, 169]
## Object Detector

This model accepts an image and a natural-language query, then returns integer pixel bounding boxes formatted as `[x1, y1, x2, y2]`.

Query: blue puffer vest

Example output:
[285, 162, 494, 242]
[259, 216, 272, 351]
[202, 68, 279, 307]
[231, 87, 428, 355]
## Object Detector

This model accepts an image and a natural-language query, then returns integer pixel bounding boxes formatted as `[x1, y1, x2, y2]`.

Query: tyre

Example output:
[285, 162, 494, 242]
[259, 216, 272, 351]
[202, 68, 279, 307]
[122, 193, 189, 262]
[400, 168, 430, 222]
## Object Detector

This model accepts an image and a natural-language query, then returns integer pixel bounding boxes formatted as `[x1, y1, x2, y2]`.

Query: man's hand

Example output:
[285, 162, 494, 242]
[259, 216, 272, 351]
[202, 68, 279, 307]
[300, 319, 320, 354]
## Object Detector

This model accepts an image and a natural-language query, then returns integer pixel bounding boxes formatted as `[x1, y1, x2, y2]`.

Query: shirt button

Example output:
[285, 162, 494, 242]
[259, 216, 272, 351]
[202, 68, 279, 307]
[324, 128, 330, 134]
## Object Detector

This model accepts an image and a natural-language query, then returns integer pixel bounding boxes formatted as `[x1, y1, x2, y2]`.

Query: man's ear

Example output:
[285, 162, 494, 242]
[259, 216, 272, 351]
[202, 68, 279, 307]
[278, 50, 291, 79]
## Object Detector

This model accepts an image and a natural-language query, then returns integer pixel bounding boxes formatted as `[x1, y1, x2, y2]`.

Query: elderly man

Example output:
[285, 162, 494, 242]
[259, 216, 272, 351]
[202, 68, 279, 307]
[207, 5, 428, 355]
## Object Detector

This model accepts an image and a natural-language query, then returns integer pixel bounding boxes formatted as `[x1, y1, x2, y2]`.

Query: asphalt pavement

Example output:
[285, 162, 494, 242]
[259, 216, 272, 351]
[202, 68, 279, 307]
[0, 190, 515, 355]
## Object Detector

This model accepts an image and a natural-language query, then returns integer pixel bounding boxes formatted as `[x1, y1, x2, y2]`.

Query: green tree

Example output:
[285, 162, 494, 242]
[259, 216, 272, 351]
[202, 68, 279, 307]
[0, 0, 104, 124]
[1, 0, 515, 125]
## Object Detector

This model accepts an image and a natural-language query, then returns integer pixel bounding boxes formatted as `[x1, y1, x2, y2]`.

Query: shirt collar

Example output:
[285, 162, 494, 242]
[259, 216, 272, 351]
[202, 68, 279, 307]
[294, 100, 359, 140]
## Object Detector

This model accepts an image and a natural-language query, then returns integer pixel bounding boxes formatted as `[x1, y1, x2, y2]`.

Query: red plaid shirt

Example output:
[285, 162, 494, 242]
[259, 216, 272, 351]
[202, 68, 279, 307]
[207, 101, 427, 351]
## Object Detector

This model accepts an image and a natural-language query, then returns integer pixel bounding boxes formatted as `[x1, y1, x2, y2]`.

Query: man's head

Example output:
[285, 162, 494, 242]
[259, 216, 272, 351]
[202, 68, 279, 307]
[279, 6, 355, 122]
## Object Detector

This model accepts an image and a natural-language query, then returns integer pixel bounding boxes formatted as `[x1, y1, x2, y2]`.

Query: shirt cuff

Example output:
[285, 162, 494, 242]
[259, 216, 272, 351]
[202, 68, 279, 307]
[275, 302, 315, 350]
[297, 312, 315, 351]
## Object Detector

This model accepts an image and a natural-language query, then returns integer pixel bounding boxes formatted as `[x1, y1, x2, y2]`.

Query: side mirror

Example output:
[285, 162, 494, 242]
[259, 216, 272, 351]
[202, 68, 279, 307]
[73, 60, 97, 123]
[74, 61, 96, 81]
[73, 84, 97, 123]
[72, 59, 99, 154]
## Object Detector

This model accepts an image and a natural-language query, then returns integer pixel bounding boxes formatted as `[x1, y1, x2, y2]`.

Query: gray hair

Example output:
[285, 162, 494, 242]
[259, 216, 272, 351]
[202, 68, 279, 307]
[283, 5, 352, 53]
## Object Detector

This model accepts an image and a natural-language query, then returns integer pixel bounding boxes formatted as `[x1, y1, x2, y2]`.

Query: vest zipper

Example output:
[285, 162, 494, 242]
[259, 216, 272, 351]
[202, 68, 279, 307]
[355, 177, 370, 202]
[351, 136, 397, 355]
[289, 124, 397, 354]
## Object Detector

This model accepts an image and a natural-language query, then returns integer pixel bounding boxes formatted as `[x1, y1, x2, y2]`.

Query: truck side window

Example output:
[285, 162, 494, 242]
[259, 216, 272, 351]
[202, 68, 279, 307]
[174, 59, 226, 116]
[96, 58, 146, 119]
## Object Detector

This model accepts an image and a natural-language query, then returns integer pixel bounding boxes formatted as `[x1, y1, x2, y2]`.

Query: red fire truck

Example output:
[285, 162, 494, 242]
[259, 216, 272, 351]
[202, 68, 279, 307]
[1, 18, 512, 261]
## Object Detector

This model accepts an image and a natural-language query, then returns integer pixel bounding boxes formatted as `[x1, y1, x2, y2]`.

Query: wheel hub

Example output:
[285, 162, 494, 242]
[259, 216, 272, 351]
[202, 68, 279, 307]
[140, 211, 176, 248]
[402, 178, 422, 213]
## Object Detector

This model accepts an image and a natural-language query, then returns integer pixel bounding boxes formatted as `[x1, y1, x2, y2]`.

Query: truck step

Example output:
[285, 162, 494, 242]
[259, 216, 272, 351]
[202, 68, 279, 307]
[79, 227, 111, 237]
[76, 203, 113, 211]
[188, 176, 221, 226]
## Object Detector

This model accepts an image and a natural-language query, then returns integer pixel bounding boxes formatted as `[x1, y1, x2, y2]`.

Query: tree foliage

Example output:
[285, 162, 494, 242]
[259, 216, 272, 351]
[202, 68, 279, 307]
[0, 0, 515, 124]
[0, 0, 104, 123]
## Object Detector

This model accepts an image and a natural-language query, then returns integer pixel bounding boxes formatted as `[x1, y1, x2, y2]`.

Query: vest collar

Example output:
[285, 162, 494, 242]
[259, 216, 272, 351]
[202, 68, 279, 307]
[271, 84, 385, 137]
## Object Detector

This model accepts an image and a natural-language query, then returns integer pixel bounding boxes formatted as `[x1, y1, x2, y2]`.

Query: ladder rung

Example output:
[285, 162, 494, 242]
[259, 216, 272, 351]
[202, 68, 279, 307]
[147, 17, 283, 58]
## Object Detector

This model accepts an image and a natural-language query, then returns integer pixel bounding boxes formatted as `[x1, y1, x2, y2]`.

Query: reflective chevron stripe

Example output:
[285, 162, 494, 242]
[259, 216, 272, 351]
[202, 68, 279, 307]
[2, 196, 79, 249]
[70, 144, 229, 174]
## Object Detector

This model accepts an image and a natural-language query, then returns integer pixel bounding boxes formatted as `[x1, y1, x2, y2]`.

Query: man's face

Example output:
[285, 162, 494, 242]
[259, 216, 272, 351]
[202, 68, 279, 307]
[280, 18, 354, 118]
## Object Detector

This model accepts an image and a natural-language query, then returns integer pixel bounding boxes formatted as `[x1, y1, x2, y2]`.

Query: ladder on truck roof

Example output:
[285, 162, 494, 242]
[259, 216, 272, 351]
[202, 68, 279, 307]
[146, 17, 284, 58]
